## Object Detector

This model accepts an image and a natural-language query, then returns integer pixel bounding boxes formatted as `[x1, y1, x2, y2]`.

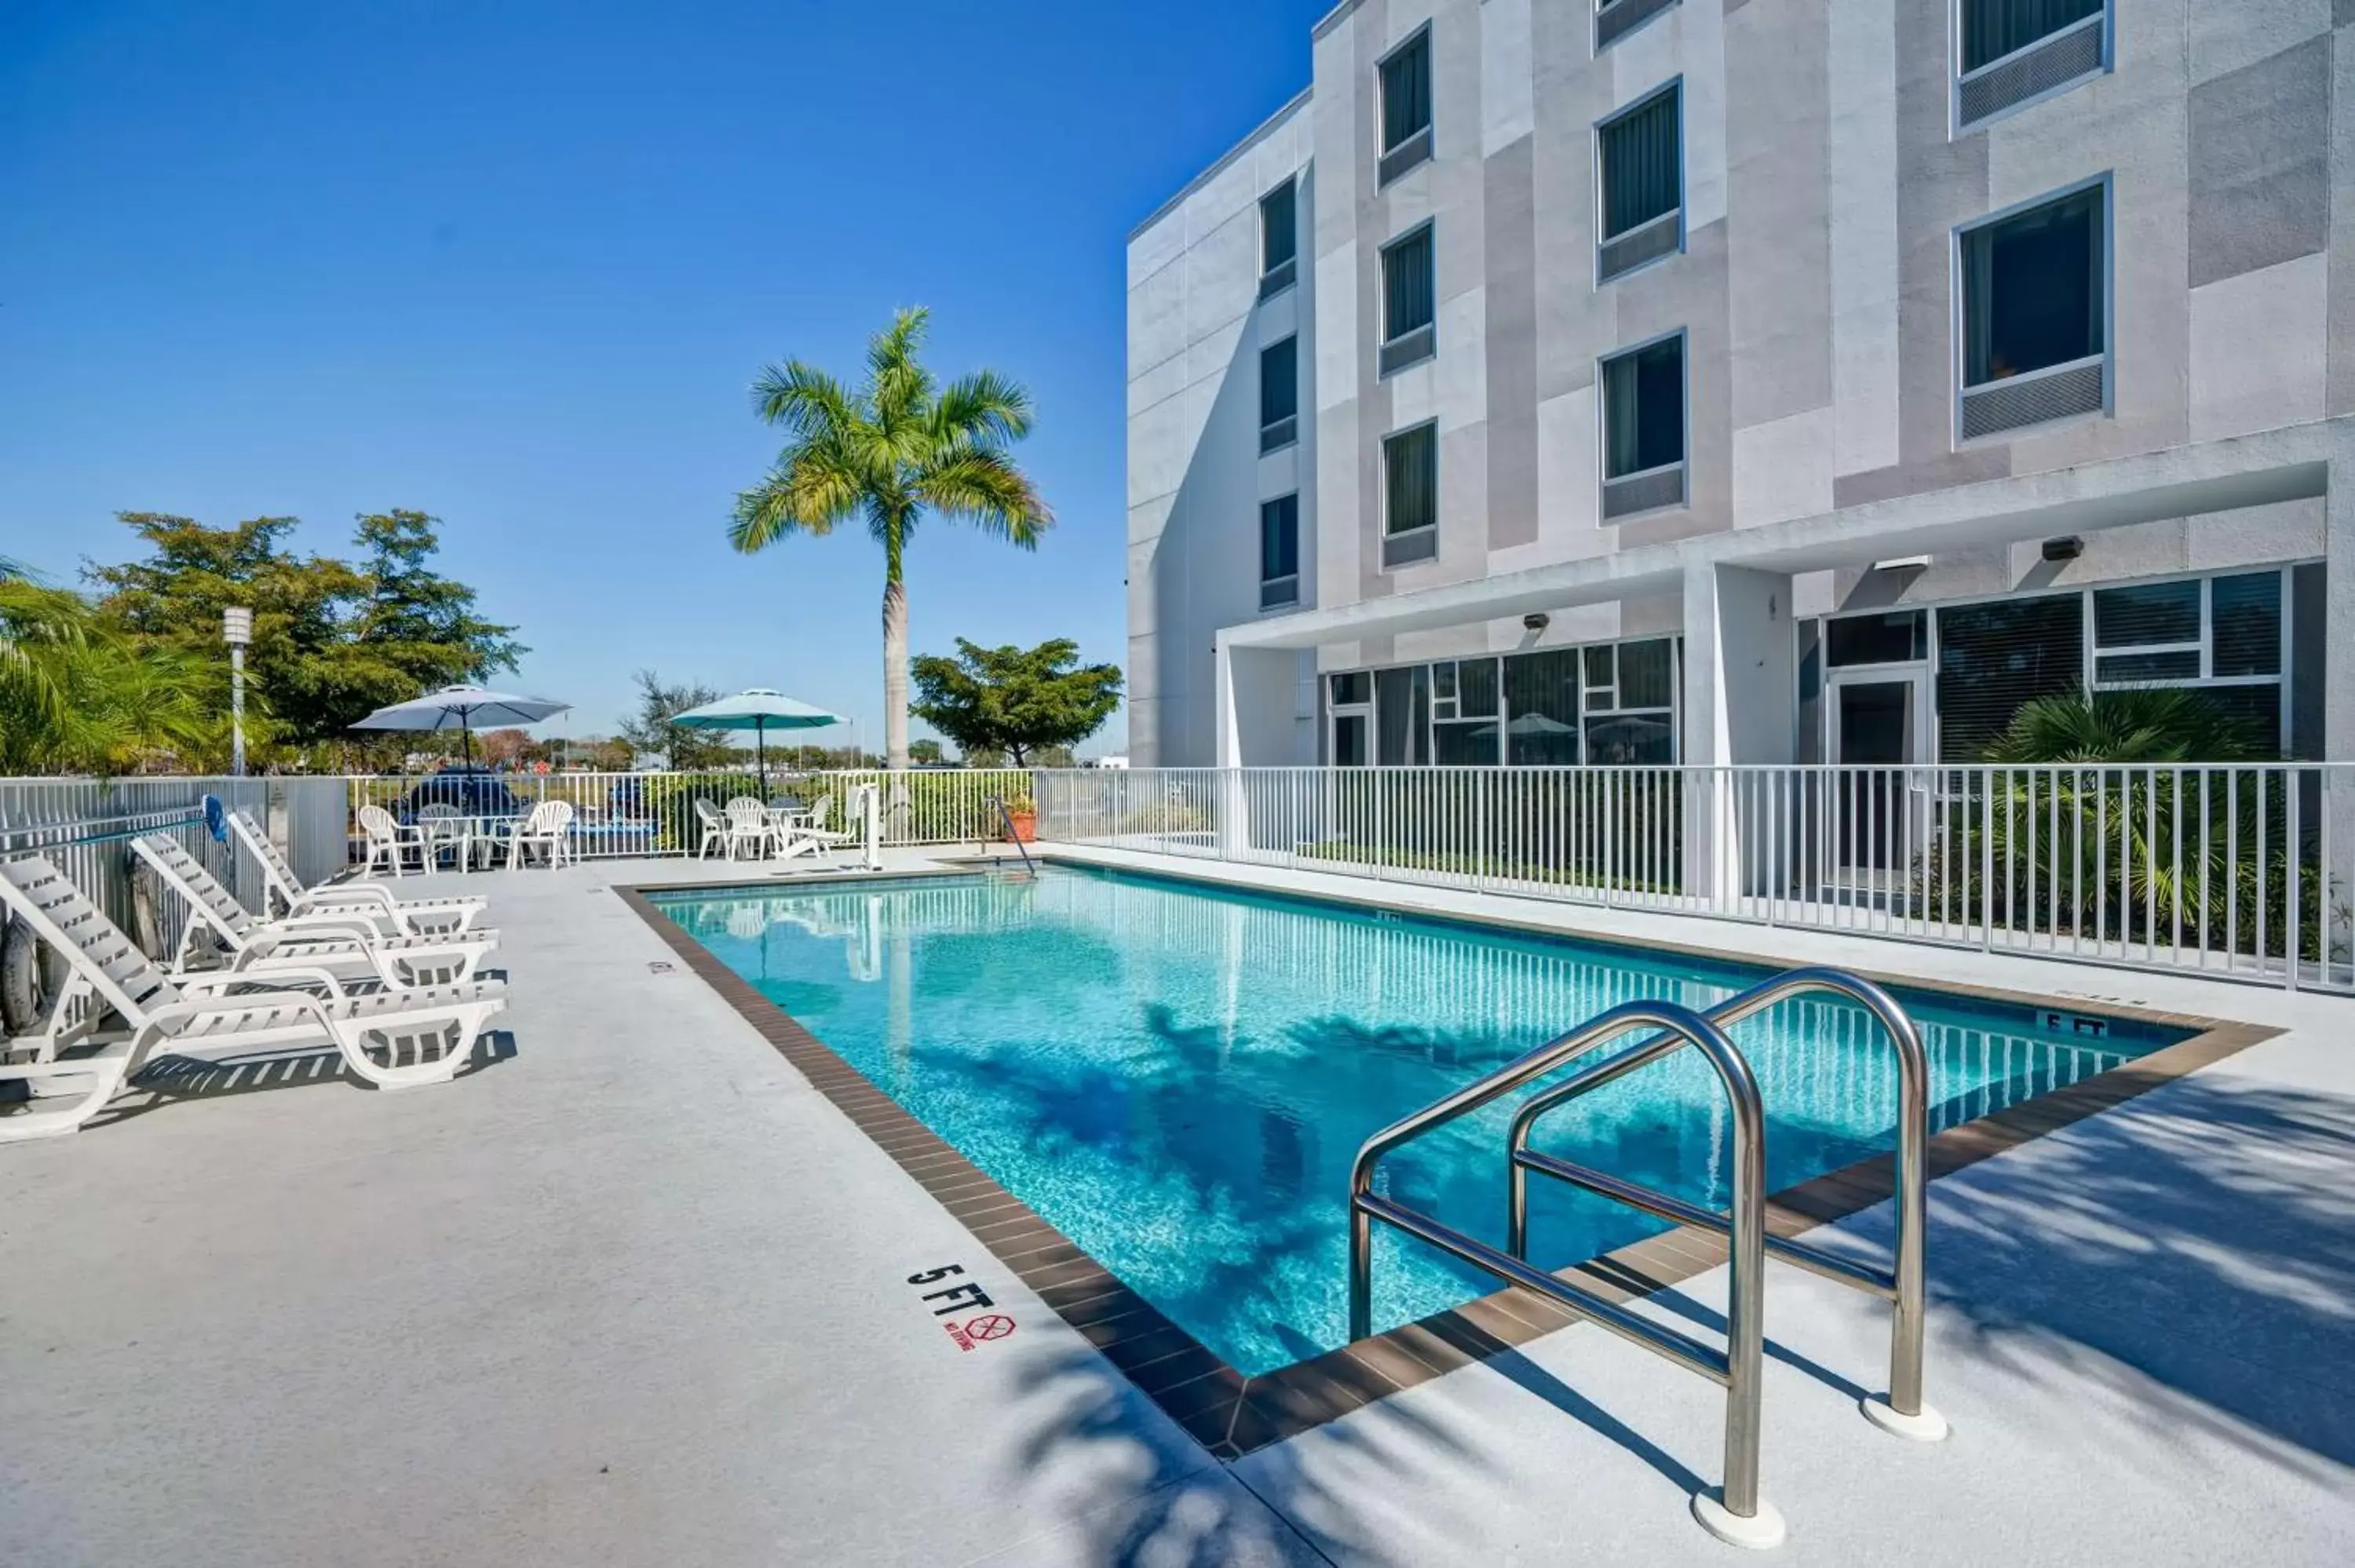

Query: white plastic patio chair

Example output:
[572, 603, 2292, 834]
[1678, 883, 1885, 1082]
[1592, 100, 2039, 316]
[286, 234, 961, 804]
[692, 800, 730, 859]
[414, 803, 465, 869]
[231, 809, 488, 936]
[130, 834, 498, 989]
[773, 795, 856, 859]
[0, 855, 504, 1143]
[487, 800, 573, 870]
[723, 798, 786, 860]
[356, 804, 425, 877]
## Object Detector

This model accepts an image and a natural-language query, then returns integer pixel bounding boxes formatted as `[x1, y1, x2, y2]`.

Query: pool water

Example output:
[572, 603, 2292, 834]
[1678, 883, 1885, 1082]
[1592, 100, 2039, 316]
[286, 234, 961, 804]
[654, 868, 2179, 1375]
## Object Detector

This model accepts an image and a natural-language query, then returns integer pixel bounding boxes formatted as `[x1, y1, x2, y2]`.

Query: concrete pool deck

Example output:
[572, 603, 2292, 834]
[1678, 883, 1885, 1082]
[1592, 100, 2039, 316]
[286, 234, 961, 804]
[2, 851, 2350, 1566]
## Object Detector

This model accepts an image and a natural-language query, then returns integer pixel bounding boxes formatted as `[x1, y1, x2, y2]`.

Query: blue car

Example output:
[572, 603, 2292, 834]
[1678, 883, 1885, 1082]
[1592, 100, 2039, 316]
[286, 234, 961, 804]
[396, 765, 524, 822]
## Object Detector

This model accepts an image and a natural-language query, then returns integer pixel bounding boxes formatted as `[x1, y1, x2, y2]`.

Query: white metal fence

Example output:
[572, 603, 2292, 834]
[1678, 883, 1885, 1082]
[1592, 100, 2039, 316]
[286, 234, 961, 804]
[337, 768, 1034, 863]
[0, 776, 275, 965]
[13, 763, 2342, 994]
[2, 769, 1035, 884]
[1036, 764, 2355, 993]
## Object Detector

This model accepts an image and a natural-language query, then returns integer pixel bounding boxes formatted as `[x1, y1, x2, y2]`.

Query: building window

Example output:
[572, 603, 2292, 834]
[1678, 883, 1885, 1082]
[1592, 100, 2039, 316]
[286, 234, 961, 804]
[1596, 83, 1681, 283]
[1582, 639, 1678, 764]
[1958, 180, 2107, 440]
[1259, 337, 1299, 454]
[1258, 180, 1298, 301]
[1259, 494, 1300, 610]
[1378, 224, 1436, 376]
[1375, 665, 1430, 765]
[1934, 593, 2083, 761]
[1597, 0, 1680, 53]
[1956, 1, 2109, 131]
[1430, 658, 1502, 765]
[1826, 611, 1929, 667]
[1503, 649, 1580, 765]
[2094, 571, 2284, 754]
[1599, 332, 1686, 520]
[1328, 670, 1371, 766]
[1381, 422, 1438, 568]
[1377, 27, 1433, 185]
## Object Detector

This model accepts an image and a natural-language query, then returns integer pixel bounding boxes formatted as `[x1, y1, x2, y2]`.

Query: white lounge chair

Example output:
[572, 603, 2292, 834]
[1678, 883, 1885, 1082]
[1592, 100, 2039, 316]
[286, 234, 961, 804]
[131, 834, 498, 988]
[230, 808, 488, 936]
[0, 855, 504, 1143]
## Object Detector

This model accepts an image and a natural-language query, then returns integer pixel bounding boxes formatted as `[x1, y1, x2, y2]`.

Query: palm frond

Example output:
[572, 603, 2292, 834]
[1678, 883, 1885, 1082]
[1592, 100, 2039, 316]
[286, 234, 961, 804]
[867, 307, 937, 442]
[729, 444, 867, 552]
[750, 360, 859, 440]
[932, 370, 1033, 449]
[912, 451, 1053, 549]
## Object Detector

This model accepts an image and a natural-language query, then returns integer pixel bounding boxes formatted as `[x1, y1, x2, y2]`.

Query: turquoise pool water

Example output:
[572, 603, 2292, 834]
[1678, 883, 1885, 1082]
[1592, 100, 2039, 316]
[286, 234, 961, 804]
[653, 868, 2178, 1375]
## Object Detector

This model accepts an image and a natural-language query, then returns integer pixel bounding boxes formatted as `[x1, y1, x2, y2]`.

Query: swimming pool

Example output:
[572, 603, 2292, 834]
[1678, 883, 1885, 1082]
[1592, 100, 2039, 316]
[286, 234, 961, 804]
[652, 867, 2182, 1376]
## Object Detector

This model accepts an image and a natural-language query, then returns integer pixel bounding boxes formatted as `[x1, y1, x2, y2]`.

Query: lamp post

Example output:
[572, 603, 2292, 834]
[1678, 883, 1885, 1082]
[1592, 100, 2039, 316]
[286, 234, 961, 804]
[222, 606, 253, 776]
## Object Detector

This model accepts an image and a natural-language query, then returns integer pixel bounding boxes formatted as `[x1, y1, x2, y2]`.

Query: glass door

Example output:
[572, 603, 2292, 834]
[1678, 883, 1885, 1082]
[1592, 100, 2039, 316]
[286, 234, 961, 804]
[1829, 672, 1929, 875]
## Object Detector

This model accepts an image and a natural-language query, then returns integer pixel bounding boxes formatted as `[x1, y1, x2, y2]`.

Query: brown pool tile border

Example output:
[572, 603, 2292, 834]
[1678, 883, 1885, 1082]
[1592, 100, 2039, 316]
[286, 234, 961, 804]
[615, 880, 2280, 1463]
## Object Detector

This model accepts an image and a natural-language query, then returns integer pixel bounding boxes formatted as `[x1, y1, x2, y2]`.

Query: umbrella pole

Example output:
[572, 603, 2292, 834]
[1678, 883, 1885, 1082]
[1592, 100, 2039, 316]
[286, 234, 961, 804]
[462, 720, 474, 768]
[758, 718, 769, 800]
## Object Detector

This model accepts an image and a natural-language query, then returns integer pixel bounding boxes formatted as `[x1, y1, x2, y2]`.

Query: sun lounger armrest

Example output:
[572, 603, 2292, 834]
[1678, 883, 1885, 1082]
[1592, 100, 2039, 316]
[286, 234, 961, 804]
[294, 884, 400, 913]
[261, 912, 390, 941]
[177, 967, 349, 1001]
[144, 988, 337, 1035]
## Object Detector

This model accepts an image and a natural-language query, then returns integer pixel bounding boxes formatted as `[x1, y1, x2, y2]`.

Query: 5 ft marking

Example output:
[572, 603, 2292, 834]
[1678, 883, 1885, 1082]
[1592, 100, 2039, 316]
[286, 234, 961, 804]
[907, 1264, 994, 1316]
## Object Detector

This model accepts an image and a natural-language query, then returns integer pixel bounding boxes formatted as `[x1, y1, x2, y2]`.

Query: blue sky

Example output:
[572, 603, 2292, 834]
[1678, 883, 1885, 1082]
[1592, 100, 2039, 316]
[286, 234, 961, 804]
[0, 0, 1331, 753]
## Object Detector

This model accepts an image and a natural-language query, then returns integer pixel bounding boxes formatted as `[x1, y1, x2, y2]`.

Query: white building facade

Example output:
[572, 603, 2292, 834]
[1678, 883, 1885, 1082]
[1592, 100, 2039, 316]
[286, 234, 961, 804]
[1126, 0, 2355, 781]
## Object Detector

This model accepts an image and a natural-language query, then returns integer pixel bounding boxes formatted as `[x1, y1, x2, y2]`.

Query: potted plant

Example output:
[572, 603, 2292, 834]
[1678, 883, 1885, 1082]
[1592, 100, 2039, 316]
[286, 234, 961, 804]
[999, 793, 1037, 844]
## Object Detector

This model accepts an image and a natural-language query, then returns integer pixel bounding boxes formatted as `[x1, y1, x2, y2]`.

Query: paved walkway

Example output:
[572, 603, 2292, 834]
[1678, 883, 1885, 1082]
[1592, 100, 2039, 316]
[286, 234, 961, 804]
[3, 851, 2350, 1566]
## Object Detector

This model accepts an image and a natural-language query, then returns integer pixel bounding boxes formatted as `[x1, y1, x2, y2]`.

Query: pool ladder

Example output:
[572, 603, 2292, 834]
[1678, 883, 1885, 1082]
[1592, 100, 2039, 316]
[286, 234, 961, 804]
[985, 797, 1038, 879]
[1346, 966, 1947, 1551]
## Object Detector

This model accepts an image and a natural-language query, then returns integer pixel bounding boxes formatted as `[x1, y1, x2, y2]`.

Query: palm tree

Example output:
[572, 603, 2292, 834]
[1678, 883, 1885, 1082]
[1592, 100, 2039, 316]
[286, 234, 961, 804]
[1984, 685, 2264, 764]
[730, 308, 1051, 773]
[0, 560, 228, 774]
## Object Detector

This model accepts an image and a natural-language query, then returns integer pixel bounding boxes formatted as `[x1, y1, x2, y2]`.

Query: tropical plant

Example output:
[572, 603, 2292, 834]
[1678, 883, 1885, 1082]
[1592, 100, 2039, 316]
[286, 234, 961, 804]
[729, 308, 1051, 772]
[1, 559, 232, 773]
[1984, 685, 2264, 764]
[909, 637, 1121, 768]
[1921, 685, 2291, 956]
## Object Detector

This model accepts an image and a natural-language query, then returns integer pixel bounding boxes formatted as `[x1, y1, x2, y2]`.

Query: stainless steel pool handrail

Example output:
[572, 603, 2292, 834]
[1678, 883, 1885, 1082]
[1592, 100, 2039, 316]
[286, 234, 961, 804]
[1502, 967, 1942, 1439]
[987, 797, 1036, 877]
[1346, 999, 1783, 1545]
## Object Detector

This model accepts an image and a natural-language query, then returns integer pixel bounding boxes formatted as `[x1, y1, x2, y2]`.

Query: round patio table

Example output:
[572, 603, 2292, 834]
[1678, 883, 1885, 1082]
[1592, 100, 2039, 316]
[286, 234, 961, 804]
[414, 812, 530, 871]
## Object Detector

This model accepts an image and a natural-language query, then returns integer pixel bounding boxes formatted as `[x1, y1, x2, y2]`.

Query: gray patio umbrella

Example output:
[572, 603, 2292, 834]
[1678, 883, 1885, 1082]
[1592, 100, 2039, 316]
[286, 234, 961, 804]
[667, 688, 843, 796]
[349, 684, 572, 767]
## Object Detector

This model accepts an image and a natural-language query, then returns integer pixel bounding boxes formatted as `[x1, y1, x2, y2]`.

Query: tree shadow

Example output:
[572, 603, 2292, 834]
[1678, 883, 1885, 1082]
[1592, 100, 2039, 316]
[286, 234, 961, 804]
[1001, 1337, 1470, 1568]
[1897, 1071, 2355, 1475]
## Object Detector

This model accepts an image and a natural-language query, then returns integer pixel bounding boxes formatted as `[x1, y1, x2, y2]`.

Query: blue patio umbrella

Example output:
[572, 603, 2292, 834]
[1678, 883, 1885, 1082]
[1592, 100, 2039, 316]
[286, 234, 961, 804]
[668, 688, 843, 795]
[349, 685, 571, 768]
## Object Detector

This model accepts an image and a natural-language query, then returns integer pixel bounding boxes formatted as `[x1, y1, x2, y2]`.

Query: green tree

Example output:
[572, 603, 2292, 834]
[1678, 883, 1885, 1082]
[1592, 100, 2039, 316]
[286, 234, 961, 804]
[909, 638, 1122, 768]
[351, 509, 525, 695]
[729, 308, 1051, 772]
[907, 738, 944, 766]
[82, 510, 523, 759]
[617, 670, 739, 770]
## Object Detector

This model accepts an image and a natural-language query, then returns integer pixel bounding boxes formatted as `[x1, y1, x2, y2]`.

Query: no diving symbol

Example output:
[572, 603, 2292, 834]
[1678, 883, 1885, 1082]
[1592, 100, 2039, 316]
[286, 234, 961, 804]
[964, 1315, 1015, 1343]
